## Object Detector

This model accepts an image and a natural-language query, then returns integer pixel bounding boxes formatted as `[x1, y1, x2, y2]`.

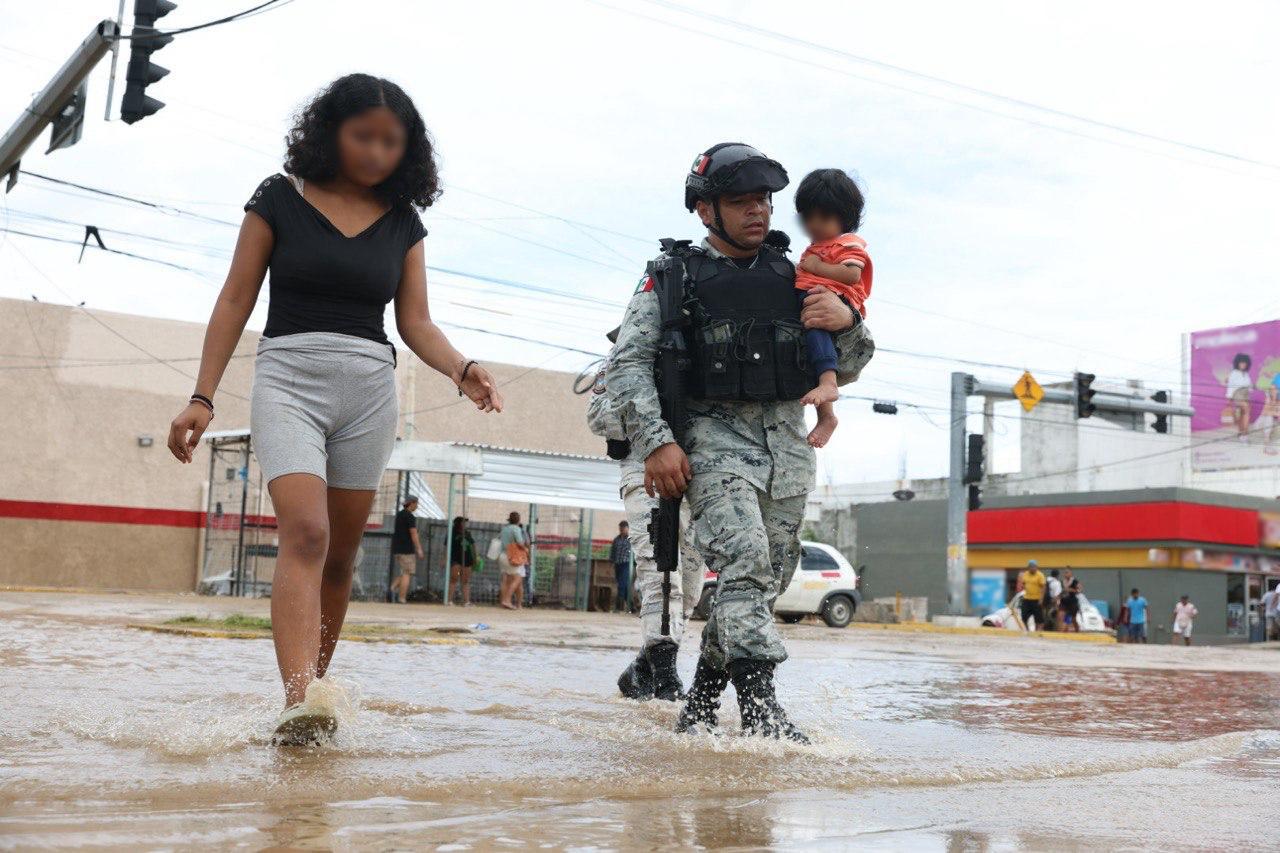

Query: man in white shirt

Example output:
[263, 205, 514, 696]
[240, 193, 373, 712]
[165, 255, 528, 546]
[1262, 583, 1280, 642]
[1172, 595, 1199, 646]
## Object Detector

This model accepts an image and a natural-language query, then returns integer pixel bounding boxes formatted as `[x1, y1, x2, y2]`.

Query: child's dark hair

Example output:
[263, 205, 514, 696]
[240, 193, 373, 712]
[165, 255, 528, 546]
[795, 168, 864, 233]
[1233, 353, 1252, 371]
[285, 73, 441, 209]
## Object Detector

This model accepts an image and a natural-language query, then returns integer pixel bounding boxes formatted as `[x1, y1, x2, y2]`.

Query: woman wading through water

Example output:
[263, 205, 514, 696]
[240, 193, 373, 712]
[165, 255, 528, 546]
[167, 74, 502, 745]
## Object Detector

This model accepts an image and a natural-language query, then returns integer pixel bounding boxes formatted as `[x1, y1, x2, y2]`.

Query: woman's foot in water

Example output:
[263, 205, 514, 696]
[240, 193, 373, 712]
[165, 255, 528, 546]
[272, 679, 339, 747]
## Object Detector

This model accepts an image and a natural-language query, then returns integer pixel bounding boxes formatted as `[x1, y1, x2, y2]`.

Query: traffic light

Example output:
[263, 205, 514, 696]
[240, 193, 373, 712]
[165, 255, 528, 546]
[120, 0, 175, 125]
[1151, 390, 1170, 434]
[872, 401, 898, 415]
[1074, 372, 1097, 418]
[968, 484, 982, 511]
[964, 433, 985, 484]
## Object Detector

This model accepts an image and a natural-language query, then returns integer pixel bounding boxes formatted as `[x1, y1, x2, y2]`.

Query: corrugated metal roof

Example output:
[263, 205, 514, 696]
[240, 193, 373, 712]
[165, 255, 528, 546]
[456, 443, 623, 511]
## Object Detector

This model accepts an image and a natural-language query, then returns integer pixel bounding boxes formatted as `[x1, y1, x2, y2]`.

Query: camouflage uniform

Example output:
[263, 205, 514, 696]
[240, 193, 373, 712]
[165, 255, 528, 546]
[609, 240, 875, 668]
[587, 361, 706, 647]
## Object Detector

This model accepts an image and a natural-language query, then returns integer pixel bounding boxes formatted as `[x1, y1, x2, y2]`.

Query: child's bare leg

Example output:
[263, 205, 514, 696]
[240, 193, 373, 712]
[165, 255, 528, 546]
[801, 370, 839, 407]
[808, 400, 839, 448]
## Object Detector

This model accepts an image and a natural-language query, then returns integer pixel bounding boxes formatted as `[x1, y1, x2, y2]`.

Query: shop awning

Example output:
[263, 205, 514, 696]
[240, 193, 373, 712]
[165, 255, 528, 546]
[456, 443, 623, 512]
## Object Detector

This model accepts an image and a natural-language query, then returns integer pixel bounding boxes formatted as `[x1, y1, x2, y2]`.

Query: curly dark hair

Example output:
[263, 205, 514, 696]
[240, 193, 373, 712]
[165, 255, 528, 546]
[284, 73, 441, 209]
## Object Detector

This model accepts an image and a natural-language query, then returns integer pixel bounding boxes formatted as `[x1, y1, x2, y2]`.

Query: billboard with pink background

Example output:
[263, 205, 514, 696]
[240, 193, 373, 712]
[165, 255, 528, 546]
[1189, 320, 1280, 470]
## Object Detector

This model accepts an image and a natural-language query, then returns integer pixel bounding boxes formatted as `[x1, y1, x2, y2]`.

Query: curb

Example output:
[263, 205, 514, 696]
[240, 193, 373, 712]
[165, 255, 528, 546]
[129, 623, 481, 646]
[846, 621, 1116, 644]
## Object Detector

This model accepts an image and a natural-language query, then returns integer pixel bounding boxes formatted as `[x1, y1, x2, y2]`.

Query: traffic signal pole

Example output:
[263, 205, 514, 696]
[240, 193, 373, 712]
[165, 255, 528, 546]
[946, 372, 971, 616]
[944, 371, 1194, 616]
[0, 20, 118, 190]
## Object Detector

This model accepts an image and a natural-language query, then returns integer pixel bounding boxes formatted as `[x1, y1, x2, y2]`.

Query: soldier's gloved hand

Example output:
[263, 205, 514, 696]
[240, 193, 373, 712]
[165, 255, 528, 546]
[644, 443, 691, 499]
[800, 285, 858, 333]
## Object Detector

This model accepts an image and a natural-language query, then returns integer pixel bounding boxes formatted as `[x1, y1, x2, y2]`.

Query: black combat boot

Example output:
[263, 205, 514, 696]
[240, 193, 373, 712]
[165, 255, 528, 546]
[616, 652, 654, 700]
[674, 656, 730, 733]
[644, 640, 684, 702]
[728, 659, 811, 744]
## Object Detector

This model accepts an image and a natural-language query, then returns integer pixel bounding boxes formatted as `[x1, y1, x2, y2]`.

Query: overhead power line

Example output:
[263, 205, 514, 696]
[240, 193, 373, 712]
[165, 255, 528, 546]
[640, 0, 1280, 172]
[19, 171, 240, 227]
[589, 0, 1280, 179]
[110, 0, 296, 40]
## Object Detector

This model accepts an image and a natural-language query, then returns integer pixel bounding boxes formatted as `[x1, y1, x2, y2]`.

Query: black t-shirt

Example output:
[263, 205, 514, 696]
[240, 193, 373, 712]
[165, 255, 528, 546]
[1060, 592, 1080, 616]
[244, 174, 427, 347]
[450, 532, 475, 566]
[392, 509, 417, 554]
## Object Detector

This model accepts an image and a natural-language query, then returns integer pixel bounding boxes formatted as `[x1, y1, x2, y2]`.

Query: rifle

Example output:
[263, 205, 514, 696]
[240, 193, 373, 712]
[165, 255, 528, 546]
[647, 242, 691, 637]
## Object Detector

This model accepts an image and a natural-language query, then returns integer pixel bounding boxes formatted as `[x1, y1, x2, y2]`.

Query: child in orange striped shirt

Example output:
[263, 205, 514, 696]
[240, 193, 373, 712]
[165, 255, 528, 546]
[794, 168, 872, 448]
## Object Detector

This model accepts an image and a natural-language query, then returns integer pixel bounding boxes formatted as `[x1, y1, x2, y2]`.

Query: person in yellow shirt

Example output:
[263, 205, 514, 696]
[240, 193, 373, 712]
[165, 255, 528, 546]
[1016, 560, 1047, 630]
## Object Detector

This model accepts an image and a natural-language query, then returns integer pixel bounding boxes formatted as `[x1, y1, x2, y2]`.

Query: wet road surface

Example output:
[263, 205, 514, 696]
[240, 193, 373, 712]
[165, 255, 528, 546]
[2, 597, 1278, 850]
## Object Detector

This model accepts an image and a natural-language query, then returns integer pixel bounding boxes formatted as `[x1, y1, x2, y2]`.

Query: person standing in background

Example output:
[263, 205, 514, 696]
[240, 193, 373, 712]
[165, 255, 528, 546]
[1127, 588, 1149, 643]
[391, 496, 423, 604]
[1016, 560, 1047, 631]
[447, 516, 476, 606]
[497, 511, 529, 610]
[1261, 581, 1279, 641]
[1172, 594, 1199, 645]
[610, 520, 635, 613]
[1046, 569, 1063, 631]
[1059, 580, 1081, 632]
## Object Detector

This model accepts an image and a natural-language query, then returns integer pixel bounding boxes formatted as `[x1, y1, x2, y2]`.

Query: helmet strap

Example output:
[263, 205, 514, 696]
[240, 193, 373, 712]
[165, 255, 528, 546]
[708, 198, 757, 253]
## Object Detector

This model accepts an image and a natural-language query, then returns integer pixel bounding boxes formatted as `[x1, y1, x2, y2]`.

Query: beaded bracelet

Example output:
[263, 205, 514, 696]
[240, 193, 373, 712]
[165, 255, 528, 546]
[190, 394, 214, 419]
[457, 360, 477, 397]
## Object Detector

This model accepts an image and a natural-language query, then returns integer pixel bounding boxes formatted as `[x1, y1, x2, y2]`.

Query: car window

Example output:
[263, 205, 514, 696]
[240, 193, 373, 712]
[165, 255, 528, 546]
[801, 547, 839, 572]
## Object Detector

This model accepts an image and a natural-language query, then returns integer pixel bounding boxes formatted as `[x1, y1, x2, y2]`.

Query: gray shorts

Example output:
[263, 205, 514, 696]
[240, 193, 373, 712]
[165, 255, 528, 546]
[250, 332, 398, 490]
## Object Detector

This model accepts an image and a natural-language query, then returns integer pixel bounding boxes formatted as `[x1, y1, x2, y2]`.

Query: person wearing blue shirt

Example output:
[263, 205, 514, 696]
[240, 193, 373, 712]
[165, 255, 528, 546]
[1127, 588, 1149, 643]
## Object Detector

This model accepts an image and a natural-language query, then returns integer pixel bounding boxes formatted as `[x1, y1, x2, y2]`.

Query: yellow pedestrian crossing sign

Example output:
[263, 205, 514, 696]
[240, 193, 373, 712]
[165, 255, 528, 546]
[1013, 371, 1044, 412]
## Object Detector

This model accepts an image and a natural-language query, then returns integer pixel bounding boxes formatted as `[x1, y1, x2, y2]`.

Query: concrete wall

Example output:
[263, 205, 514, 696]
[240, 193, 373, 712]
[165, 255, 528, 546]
[0, 298, 613, 590]
[856, 499, 950, 615]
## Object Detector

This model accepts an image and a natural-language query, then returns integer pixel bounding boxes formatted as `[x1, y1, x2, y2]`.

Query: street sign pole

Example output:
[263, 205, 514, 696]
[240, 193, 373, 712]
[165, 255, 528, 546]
[944, 370, 1194, 617]
[946, 372, 970, 615]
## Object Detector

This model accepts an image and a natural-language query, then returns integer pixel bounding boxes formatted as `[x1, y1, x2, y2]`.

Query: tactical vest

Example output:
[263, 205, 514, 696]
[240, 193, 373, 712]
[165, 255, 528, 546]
[682, 247, 810, 402]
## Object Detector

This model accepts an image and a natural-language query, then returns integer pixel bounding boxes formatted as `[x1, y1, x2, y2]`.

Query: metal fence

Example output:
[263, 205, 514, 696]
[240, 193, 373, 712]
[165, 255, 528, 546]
[200, 440, 617, 608]
[200, 433, 274, 597]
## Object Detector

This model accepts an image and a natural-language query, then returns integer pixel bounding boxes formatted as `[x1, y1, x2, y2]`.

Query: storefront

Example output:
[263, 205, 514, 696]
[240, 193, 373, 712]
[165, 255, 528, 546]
[855, 488, 1280, 645]
[966, 492, 1280, 644]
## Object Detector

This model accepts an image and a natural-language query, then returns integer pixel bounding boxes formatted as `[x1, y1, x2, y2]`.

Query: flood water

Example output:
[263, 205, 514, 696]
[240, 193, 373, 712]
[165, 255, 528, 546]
[2, 607, 1279, 850]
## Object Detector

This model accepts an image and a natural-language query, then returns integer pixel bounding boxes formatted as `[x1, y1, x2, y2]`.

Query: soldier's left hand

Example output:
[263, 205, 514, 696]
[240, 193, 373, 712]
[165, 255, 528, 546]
[800, 285, 857, 333]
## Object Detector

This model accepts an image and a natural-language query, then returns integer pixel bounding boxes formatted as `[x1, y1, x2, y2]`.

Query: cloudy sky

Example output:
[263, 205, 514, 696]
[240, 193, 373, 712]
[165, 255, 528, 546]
[3, 0, 1278, 486]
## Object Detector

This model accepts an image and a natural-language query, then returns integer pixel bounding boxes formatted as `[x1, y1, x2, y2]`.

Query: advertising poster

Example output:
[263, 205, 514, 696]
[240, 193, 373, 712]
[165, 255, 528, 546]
[1189, 320, 1280, 470]
[968, 569, 1007, 615]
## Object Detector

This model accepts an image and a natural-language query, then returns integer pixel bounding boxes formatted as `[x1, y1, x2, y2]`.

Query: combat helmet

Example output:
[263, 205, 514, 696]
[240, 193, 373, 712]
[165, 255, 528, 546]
[684, 142, 788, 250]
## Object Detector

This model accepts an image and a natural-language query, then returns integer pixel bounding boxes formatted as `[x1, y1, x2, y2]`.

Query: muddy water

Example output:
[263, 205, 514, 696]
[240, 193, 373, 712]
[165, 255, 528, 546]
[2, 610, 1278, 850]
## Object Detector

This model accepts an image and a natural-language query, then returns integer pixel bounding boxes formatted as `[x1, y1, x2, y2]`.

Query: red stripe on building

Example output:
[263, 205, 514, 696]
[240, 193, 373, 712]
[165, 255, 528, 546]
[969, 502, 1258, 548]
[0, 498, 203, 528]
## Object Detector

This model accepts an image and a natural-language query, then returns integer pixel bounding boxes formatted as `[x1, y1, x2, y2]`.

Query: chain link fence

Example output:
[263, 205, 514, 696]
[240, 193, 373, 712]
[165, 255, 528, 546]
[200, 440, 621, 608]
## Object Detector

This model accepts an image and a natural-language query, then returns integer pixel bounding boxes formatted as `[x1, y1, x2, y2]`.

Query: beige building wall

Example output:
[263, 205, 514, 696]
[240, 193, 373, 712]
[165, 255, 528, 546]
[0, 297, 618, 590]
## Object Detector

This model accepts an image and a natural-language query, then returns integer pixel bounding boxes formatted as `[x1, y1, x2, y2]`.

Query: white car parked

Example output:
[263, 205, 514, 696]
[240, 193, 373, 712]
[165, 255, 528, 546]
[692, 541, 861, 628]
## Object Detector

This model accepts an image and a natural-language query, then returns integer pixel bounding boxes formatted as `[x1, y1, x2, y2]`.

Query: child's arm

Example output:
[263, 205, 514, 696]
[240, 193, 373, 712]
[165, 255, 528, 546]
[800, 255, 862, 285]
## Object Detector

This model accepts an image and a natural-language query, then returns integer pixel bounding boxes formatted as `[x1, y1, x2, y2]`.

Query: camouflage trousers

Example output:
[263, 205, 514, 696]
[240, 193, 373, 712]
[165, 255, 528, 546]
[687, 473, 804, 669]
[622, 483, 706, 648]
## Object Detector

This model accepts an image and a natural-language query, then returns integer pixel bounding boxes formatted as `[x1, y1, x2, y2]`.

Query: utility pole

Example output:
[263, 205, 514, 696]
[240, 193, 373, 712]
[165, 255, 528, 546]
[944, 370, 1194, 616]
[0, 20, 118, 190]
[945, 372, 970, 616]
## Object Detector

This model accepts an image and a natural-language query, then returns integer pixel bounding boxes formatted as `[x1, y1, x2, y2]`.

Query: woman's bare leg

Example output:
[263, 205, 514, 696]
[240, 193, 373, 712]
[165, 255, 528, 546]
[316, 486, 377, 679]
[268, 473, 331, 708]
[460, 566, 472, 605]
[448, 564, 462, 604]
